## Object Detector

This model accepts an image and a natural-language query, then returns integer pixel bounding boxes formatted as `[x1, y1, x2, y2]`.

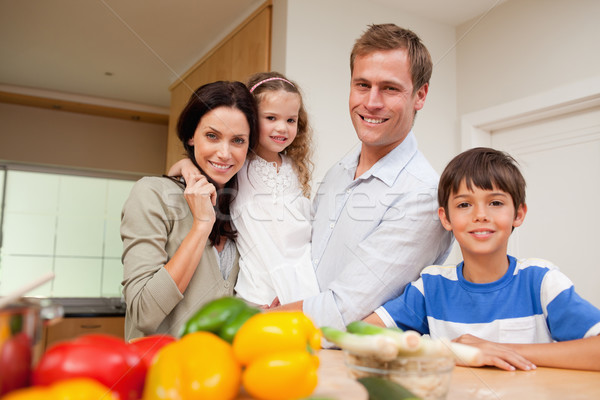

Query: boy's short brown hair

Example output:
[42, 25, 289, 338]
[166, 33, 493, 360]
[438, 147, 526, 215]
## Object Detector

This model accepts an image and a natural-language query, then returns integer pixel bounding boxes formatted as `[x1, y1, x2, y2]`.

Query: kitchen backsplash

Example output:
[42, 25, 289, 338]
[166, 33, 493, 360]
[0, 169, 135, 298]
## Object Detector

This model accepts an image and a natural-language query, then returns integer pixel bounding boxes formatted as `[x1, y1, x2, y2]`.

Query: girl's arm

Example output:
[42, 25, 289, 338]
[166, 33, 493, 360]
[453, 334, 600, 371]
[167, 158, 203, 184]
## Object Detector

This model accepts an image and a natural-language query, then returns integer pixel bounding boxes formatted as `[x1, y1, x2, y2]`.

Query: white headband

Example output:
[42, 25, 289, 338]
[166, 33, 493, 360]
[249, 77, 295, 93]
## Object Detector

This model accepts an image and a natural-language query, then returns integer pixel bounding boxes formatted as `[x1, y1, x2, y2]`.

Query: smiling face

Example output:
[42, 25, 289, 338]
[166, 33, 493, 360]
[254, 90, 301, 163]
[188, 106, 250, 188]
[349, 49, 428, 159]
[439, 180, 527, 264]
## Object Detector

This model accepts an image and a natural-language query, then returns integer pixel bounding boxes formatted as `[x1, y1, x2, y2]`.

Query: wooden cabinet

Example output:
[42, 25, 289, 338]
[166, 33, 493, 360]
[165, 1, 272, 170]
[42, 316, 125, 350]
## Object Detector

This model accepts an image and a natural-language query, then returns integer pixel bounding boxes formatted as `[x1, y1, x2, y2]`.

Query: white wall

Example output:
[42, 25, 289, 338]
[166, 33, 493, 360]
[0, 102, 167, 176]
[271, 0, 600, 269]
[272, 0, 459, 186]
[456, 0, 600, 116]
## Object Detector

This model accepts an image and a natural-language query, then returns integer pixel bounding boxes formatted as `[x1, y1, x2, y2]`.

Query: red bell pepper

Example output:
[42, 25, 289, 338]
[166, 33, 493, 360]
[128, 334, 176, 370]
[32, 333, 173, 400]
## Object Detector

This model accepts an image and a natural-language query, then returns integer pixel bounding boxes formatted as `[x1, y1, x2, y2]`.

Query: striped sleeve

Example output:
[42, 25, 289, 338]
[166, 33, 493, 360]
[542, 268, 600, 341]
[381, 279, 429, 334]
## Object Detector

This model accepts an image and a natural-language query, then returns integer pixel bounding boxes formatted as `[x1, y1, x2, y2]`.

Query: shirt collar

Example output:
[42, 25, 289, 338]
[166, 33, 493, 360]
[339, 131, 418, 187]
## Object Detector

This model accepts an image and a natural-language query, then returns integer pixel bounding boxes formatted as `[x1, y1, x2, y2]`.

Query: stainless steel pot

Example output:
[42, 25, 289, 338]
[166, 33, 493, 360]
[0, 297, 63, 395]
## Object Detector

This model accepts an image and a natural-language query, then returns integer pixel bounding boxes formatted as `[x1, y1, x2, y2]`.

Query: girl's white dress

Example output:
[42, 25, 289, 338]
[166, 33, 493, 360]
[231, 155, 320, 305]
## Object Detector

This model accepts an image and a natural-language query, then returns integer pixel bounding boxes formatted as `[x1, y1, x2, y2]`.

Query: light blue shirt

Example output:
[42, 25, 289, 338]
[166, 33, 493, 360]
[304, 132, 453, 329]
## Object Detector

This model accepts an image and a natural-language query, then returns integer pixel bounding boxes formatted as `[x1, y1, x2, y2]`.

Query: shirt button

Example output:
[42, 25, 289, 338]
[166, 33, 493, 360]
[313, 258, 319, 265]
[329, 222, 335, 229]
[346, 188, 352, 194]
[224, 282, 230, 288]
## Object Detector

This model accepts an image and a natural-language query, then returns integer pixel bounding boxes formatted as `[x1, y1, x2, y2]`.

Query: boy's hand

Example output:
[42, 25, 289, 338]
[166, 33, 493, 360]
[453, 334, 537, 371]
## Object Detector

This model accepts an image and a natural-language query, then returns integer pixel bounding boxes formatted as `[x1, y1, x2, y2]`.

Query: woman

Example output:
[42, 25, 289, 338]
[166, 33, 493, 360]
[121, 81, 258, 340]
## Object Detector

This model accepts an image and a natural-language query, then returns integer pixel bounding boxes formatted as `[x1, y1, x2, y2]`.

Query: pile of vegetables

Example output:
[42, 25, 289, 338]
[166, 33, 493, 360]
[0, 297, 322, 400]
[322, 321, 484, 400]
[145, 298, 322, 400]
[321, 321, 483, 365]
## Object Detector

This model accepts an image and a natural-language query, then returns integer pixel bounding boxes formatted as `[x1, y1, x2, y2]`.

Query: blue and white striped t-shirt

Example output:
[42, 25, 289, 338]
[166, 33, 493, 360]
[377, 256, 600, 343]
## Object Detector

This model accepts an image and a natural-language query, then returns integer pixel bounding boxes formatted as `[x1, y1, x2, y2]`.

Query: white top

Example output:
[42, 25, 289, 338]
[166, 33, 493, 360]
[231, 155, 320, 305]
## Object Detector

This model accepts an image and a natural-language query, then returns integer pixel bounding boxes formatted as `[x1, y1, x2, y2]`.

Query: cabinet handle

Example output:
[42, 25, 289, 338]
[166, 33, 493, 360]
[80, 324, 102, 329]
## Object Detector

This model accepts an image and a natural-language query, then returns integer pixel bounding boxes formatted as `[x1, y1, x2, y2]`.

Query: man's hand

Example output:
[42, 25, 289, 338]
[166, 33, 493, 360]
[453, 334, 537, 371]
[268, 297, 281, 308]
[269, 300, 303, 312]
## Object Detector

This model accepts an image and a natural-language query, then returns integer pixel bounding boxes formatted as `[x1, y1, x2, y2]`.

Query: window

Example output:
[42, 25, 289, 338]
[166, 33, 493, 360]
[0, 167, 135, 298]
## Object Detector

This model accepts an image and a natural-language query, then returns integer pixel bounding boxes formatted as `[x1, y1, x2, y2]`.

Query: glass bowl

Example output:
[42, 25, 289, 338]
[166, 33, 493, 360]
[344, 351, 455, 400]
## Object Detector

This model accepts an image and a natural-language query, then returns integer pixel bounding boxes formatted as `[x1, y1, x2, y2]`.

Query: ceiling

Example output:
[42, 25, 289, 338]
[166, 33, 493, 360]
[0, 0, 502, 111]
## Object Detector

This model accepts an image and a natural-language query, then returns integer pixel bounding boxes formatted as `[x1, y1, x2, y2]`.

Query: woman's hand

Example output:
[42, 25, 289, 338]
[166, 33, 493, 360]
[162, 174, 216, 293]
[184, 174, 217, 228]
[452, 334, 537, 371]
[168, 158, 202, 185]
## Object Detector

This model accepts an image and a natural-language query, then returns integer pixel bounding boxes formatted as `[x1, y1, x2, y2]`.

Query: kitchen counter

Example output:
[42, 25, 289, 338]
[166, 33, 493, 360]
[35, 298, 126, 360]
[49, 297, 126, 317]
[309, 350, 600, 400]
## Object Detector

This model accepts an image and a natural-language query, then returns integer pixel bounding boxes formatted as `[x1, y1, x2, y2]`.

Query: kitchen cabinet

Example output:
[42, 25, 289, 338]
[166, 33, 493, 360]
[165, 2, 272, 171]
[42, 316, 125, 350]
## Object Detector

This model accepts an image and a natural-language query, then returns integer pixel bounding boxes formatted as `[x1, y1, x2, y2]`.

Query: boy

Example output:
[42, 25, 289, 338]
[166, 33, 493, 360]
[364, 147, 600, 371]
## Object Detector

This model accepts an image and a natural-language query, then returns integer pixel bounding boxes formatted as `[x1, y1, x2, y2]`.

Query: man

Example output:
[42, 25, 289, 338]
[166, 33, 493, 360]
[275, 24, 453, 329]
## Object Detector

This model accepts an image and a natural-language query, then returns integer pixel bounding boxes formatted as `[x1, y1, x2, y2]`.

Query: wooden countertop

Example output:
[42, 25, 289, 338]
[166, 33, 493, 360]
[306, 349, 600, 400]
[448, 364, 600, 399]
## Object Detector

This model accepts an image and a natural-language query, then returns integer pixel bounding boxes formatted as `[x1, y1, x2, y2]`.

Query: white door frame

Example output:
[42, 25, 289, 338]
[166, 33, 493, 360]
[461, 76, 600, 149]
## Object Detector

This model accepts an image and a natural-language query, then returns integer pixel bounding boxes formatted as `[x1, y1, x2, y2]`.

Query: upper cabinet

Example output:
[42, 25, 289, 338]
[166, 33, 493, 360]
[165, 2, 272, 171]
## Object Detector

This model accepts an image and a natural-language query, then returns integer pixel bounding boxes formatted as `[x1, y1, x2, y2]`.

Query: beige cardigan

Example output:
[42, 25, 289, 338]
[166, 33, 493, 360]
[121, 177, 239, 340]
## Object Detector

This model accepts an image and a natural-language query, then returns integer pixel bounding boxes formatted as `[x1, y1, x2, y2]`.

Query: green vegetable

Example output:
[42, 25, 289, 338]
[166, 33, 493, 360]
[320, 326, 398, 361]
[219, 304, 260, 343]
[346, 321, 421, 354]
[346, 321, 390, 335]
[179, 296, 259, 341]
[358, 377, 421, 400]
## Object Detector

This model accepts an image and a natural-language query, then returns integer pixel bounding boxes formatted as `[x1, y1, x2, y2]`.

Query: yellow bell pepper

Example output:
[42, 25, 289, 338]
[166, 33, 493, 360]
[233, 311, 321, 365]
[0, 378, 118, 400]
[232, 311, 322, 400]
[242, 350, 320, 400]
[142, 331, 241, 400]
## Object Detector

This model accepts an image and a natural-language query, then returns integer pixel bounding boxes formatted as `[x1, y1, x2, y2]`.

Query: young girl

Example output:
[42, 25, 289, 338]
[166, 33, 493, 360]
[169, 71, 320, 307]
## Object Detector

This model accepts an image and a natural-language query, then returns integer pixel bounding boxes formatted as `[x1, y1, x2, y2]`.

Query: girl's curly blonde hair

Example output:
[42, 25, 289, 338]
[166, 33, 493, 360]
[247, 71, 313, 198]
